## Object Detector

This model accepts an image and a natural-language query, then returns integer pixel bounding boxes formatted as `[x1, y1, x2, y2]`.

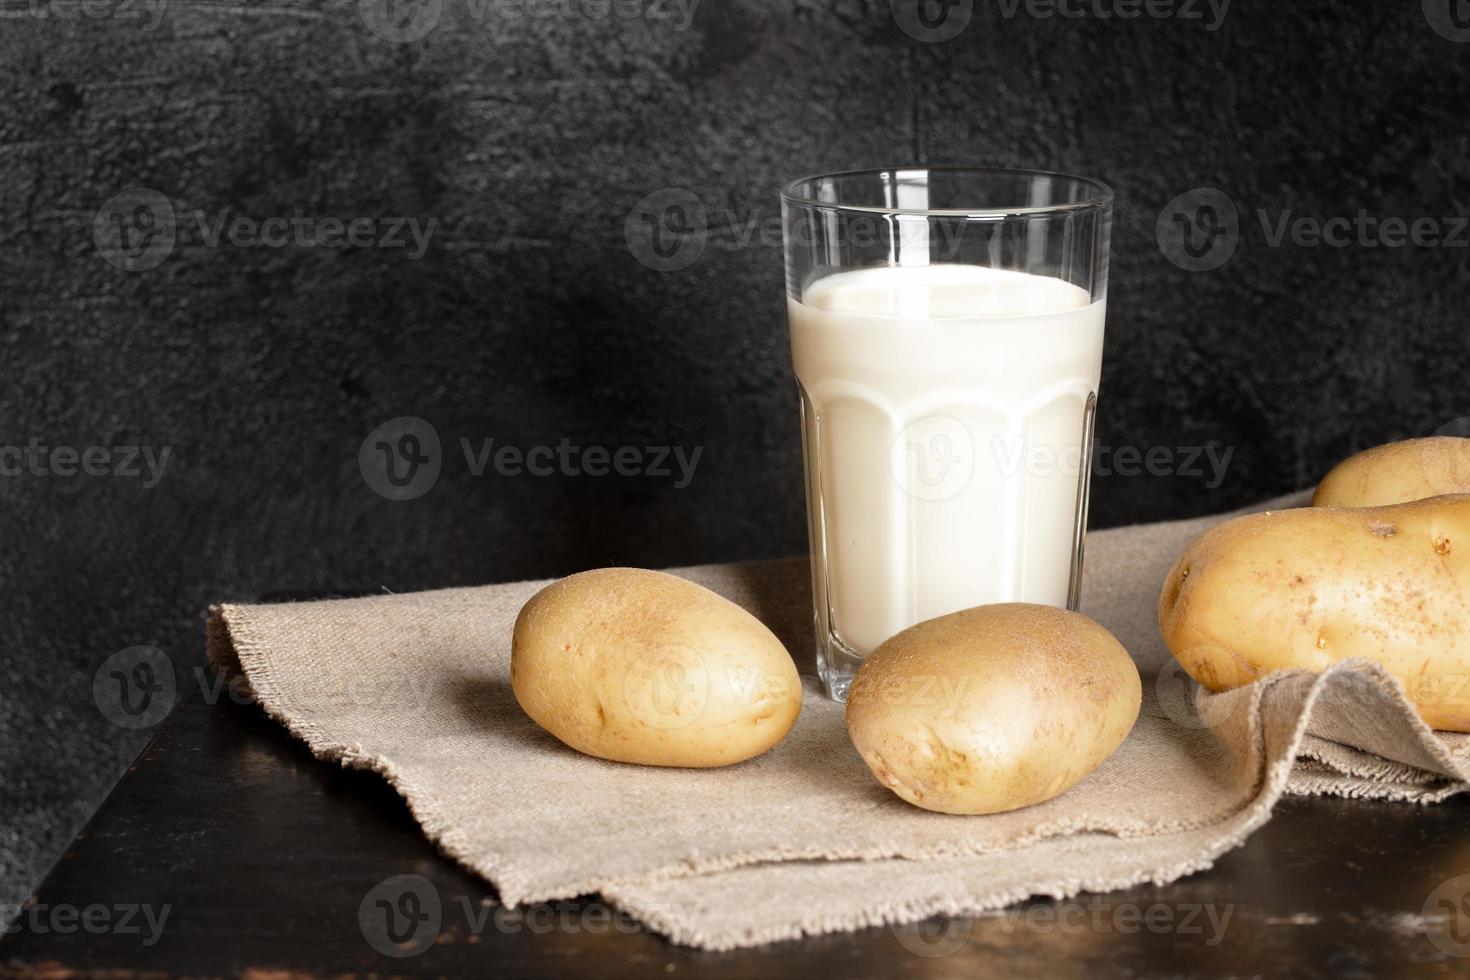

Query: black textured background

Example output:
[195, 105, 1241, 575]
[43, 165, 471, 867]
[2, 0, 1468, 922]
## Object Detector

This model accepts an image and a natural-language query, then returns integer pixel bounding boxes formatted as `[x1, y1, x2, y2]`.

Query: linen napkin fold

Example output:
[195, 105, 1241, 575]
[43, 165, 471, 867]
[206, 491, 1470, 950]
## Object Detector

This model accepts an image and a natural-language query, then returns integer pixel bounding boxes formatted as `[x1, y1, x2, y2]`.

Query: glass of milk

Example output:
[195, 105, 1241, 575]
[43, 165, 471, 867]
[781, 167, 1113, 700]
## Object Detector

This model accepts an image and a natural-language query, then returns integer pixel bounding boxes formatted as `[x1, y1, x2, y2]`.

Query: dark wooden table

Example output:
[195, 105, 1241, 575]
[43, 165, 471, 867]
[7, 675, 1470, 978]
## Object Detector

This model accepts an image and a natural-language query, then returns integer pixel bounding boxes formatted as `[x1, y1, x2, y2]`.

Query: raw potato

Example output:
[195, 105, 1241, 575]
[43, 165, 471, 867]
[1159, 496, 1470, 731]
[512, 567, 802, 767]
[1312, 436, 1470, 507]
[845, 604, 1141, 815]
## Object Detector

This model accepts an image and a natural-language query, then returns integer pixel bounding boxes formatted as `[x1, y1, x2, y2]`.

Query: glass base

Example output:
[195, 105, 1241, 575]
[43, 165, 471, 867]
[816, 631, 864, 702]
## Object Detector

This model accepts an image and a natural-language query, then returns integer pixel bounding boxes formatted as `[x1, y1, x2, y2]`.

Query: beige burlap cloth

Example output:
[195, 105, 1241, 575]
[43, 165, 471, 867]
[207, 492, 1470, 949]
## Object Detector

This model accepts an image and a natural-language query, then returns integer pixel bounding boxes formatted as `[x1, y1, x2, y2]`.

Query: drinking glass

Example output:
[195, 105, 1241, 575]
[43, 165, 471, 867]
[781, 167, 1113, 700]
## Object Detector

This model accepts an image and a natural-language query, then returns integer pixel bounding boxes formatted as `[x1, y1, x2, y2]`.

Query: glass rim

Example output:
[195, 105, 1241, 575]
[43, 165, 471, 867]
[781, 165, 1114, 218]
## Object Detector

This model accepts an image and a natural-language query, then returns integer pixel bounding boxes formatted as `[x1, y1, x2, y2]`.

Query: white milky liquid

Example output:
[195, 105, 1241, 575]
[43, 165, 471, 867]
[790, 263, 1105, 658]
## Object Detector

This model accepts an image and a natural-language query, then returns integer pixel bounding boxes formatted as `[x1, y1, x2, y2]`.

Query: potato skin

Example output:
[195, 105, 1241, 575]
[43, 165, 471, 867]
[511, 568, 801, 767]
[1313, 436, 1470, 507]
[1159, 496, 1470, 730]
[845, 604, 1141, 815]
